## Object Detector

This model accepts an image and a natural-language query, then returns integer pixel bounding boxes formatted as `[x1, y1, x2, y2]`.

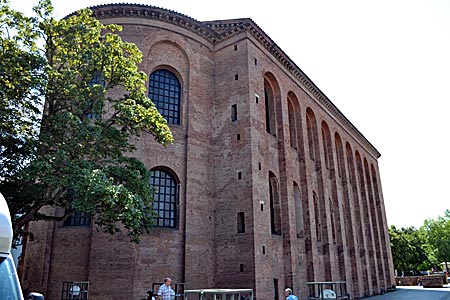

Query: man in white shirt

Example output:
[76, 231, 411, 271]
[157, 277, 175, 300]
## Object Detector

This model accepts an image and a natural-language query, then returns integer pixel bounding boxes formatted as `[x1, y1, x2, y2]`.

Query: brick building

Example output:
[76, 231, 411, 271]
[21, 4, 395, 300]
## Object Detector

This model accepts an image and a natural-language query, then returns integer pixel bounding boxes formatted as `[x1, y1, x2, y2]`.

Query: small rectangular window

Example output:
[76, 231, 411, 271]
[258, 162, 261, 170]
[261, 203, 264, 211]
[255, 94, 259, 104]
[254, 58, 258, 65]
[237, 212, 245, 233]
[234, 45, 237, 51]
[237, 134, 241, 140]
[262, 246, 265, 254]
[235, 74, 239, 80]
[237, 172, 242, 180]
[231, 104, 237, 121]
[240, 264, 244, 272]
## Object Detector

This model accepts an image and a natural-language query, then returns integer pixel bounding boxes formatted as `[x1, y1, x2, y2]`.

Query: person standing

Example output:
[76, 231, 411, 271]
[157, 277, 176, 300]
[284, 288, 298, 300]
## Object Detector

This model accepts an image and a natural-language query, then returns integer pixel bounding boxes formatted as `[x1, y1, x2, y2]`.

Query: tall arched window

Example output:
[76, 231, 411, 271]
[321, 122, 333, 171]
[148, 69, 181, 124]
[346, 143, 355, 185]
[150, 168, 178, 228]
[329, 197, 336, 242]
[306, 109, 318, 161]
[294, 182, 303, 238]
[86, 71, 105, 119]
[334, 133, 344, 178]
[269, 172, 281, 235]
[264, 79, 276, 136]
[288, 99, 297, 149]
[313, 191, 321, 241]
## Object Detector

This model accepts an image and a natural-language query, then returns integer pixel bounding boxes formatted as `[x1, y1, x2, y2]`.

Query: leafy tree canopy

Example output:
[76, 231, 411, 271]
[389, 225, 431, 274]
[0, 0, 173, 242]
[422, 209, 450, 272]
[389, 209, 450, 276]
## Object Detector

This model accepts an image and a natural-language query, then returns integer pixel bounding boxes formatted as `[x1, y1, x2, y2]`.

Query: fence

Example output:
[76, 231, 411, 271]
[307, 282, 349, 300]
[61, 281, 89, 300]
[184, 288, 253, 300]
[152, 282, 185, 299]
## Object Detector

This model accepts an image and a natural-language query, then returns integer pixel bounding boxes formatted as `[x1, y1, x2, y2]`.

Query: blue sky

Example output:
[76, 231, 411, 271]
[11, 0, 450, 229]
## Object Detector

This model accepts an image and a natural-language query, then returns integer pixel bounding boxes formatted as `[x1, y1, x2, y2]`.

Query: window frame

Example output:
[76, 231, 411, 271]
[63, 210, 91, 227]
[148, 69, 181, 125]
[150, 168, 179, 229]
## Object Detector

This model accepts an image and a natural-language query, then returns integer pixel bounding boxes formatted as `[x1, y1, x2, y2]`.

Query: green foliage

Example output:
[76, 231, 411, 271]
[0, 1, 45, 178]
[422, 210, 450, 272]
[388, 225, 431, 274]
[389, 211, 450, 275]
[0, 0, 173, 243]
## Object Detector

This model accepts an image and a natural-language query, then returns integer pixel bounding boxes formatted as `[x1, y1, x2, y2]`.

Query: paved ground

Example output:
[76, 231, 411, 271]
[366, 285, 450, 300]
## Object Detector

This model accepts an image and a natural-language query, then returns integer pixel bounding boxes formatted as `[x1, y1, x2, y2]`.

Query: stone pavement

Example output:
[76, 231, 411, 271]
[366, 285, 450, 300]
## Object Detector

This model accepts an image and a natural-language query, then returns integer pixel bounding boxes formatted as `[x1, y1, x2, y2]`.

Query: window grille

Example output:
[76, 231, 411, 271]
[61, 281, 89, 300]
[63, 211, 91, 227]
[149, 70, 181, 125]
[150, 169, 178, 228]
[86, 72, 105, 119]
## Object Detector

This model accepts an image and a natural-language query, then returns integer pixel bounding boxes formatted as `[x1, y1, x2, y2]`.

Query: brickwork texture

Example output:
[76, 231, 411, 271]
[21, 4, 395, 300]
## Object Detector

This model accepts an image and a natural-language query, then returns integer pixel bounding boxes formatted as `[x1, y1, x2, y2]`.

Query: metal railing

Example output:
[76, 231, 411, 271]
[152, 282, 185, 299]
[307, 282, 349, 300]
[184, 288, 253, 300]
[61, 281, 89, 300]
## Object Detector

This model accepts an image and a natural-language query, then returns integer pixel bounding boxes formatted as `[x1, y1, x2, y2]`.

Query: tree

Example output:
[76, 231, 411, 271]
[388, 225, 431, 275]
[0, 0, 173, 243]
[423, 210, 450, 272]
[0, 2, 44, 180]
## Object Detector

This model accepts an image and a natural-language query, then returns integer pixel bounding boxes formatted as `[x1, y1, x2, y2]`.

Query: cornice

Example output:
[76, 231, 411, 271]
[207, 19, 381, 158]
[86, 4, 380, 158]
[87, 3, 219, 42]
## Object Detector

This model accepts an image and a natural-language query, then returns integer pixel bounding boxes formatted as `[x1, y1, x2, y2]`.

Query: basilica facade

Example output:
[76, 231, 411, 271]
[21, 4, 395, 300]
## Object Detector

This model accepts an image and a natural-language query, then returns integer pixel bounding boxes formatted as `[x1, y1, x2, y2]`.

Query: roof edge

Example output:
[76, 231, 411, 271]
[76, 3, 380, 158]
[211, 18, 381, 157]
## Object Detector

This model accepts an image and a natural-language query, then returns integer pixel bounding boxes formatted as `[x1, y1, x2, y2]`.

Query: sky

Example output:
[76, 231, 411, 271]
[11, 0, 450, 229]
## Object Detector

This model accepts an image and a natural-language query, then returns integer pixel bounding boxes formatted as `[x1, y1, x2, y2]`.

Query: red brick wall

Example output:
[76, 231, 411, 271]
[21, 5, 394, 300]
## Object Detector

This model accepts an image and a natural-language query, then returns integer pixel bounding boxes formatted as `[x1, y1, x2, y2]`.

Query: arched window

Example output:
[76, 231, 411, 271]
[334, 133, 344, 178]
[321, 123, 333, 171]
[148, 69, 181, 125]
[269, 172, 281, 235]
[313, 192, 321, 241]
[264, 79, 276, 136]
[306, 109, 318, 161]
[346, 143, 355, 184]
[329, 197, 336, 242]
[86, 71, 105, 119]
[293, 182, 303, 238]
[288, 99, 297, 149]
[150, 168, 178, 228]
